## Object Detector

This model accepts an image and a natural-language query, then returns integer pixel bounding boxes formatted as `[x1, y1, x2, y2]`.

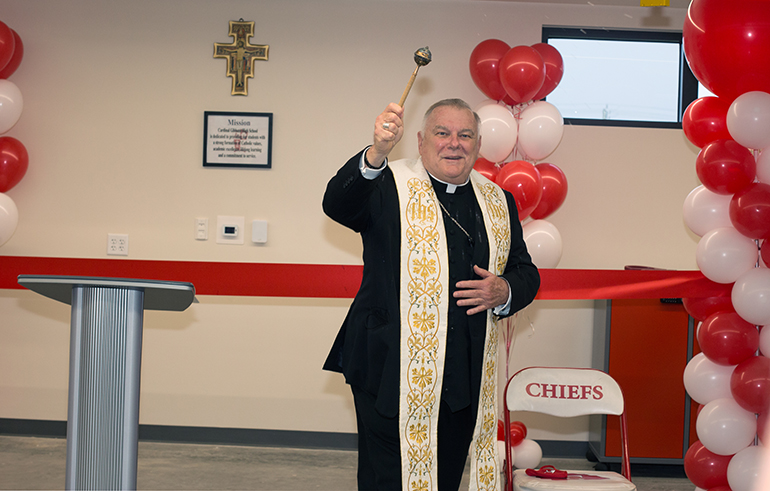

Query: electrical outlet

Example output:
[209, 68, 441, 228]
[107, 234, 129, 256]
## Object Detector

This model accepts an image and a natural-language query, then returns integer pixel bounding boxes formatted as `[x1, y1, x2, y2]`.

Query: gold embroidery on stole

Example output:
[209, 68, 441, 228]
[394, 159, 445, 491]
[468, 178, 510, 491]
[392, 160, 510, 491]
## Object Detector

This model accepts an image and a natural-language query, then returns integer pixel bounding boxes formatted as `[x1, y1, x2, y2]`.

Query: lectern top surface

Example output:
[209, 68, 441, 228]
[17, 275, 196, 312]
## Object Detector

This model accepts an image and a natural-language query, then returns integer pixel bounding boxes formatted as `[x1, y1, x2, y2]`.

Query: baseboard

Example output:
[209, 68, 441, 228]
[0, 418, 67, 439]
[0, 418, 587, 457]
[138, 424, 359, 450]
[0, 418, 357, 451]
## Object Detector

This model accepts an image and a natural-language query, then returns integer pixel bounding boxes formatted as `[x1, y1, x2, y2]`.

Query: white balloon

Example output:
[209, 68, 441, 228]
[727, 445, 766, 491]
[522, 219, 562, 268]
[727, 91, 770, 150]
[517, 101, 563, 161]
[683, 353, 735, 405]
[760, 323, 770, 357]
[474, 99, 499, 110]
[696, 397, 757, 456]
[696, 227, 759, 284]
[512, 438, 542, 469]
[732, 268, 770, 326]
[476, 102, 518, 163]
[0, 80, 23, 135]
[683, 185, 733, 237]
[758, 148, 770, 185]
[496, 440, 515, 468]
[0, 192, 19, 247]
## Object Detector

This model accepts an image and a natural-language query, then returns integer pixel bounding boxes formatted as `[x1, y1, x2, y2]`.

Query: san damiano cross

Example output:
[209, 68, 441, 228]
[213, 19, 269, 96]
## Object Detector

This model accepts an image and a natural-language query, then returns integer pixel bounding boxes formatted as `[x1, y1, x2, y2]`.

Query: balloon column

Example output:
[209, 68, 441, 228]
[469, 39, 567, 271]
[471, 39, 567, 474]
[0, 20, 25, 248]
[681, 2, 770, 490]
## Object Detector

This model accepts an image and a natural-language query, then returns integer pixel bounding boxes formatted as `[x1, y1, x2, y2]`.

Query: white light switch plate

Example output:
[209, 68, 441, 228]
[252, 220, 267, 243]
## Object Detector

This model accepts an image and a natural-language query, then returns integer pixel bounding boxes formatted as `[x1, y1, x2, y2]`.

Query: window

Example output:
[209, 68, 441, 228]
[543, 26, 698, 128]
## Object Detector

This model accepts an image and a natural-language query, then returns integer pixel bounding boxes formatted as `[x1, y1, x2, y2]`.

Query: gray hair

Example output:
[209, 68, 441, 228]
[421, 98, 481, 137]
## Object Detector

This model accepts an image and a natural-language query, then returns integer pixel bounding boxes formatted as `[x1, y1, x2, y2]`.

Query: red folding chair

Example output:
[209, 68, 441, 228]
[503, 367, 635, 491]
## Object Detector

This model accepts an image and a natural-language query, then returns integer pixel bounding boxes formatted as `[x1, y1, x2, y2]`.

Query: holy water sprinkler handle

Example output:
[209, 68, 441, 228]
[399, 47, 432, 107]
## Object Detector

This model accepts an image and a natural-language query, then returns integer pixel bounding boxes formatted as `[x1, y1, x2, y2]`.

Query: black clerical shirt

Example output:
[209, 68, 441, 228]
[429, 176, 490, 414]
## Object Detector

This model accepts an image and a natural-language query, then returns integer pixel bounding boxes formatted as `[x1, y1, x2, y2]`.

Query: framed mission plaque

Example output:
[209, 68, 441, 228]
[203, 111, 272, 168]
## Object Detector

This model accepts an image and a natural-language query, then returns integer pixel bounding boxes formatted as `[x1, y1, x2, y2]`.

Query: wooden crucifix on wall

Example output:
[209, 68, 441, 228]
[213, 19, 269, 96]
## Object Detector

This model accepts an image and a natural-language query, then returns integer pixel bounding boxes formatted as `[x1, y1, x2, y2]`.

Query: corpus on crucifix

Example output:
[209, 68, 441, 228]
[213, 19, 269, 96]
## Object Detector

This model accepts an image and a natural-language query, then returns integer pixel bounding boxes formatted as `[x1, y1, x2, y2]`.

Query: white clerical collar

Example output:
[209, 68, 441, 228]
[427, 172, 470, 194]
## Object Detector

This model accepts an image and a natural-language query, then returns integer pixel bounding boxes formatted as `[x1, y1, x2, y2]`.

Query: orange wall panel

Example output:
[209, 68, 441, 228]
[604, 299, 691, 459]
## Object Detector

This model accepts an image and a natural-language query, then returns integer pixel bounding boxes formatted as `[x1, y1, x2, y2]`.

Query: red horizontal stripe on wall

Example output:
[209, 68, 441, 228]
[0, 256, 731, 300]
[0, 256, 363, 298]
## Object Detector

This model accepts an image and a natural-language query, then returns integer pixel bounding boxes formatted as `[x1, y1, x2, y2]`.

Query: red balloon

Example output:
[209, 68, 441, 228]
[496, 160, 542, 221]
[762, 239, 770, 268]
[469, 39, 511, 102]
[510, 420, 527, 437]
[695, 139, 756, 195]
[530, 163, 567, 220]
[698, 311, 759, 366]
[731, 355, 770, 414]
[499, 46, 545, 105]
[729, 183, 770, 240]
[683, 0, 770, 101]
[684, 440, 731, 490]
[683, 297, 735, 322]
[530, 43, 564, 101]
[501, 94, 517, 107]
[497, 420, 527, 446]
[682, 97, 732, 149]
[473, 157, 500, 182]
[0, 21, 14, 73]
[0, 30, 23, 79]
[0, 137, 29, 193]
[509, 424, 526, 447]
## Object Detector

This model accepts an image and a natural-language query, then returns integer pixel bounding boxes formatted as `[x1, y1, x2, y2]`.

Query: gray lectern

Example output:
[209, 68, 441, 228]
[17, 275, 196, 491]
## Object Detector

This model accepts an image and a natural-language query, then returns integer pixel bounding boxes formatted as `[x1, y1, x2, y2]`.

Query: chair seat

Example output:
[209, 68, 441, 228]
[513, 469, 636, 491]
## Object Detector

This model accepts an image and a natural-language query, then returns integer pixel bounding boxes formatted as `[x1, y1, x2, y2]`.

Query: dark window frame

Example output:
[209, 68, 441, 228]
[542, 26, 699, 129]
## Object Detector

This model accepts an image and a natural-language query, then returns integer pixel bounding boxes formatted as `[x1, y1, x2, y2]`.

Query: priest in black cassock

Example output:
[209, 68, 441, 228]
[323, 98, 540, 491]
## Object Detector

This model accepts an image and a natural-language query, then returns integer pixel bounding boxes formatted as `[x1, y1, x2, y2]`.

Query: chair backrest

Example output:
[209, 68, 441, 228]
[502, 367, 632, 489]
[505, 367, 624, 418]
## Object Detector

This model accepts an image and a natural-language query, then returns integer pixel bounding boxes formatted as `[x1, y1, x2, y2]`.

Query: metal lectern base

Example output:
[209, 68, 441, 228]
[18, 275, 195, 491]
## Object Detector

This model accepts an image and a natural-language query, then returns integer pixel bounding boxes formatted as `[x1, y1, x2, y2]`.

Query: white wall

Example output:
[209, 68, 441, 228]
[0, 0, 697, 442]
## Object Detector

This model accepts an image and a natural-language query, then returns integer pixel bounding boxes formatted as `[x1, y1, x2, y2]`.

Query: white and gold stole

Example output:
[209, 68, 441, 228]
[390, 158, 511, 491]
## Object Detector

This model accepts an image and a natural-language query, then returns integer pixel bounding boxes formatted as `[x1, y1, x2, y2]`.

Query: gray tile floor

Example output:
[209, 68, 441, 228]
[0, 435, 694, 490]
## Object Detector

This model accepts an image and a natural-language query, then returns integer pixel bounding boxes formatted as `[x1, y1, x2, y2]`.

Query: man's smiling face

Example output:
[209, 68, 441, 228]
[417, 105, 481, 185]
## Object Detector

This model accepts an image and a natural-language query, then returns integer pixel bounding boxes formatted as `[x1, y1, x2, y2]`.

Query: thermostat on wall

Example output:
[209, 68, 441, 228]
[216, 216, 244, 244]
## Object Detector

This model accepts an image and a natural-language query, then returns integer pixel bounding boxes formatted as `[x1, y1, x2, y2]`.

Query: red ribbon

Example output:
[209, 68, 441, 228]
[0, 255, 730, 300]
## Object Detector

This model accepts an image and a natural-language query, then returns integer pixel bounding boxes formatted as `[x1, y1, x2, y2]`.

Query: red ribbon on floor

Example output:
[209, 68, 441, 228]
[0, 255, 731, 299]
